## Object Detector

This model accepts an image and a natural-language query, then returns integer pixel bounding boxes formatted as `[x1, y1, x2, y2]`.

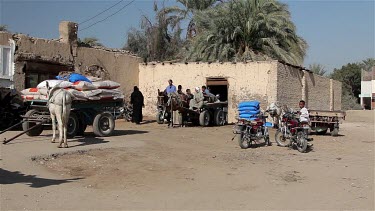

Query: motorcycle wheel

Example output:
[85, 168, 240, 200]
[275, 128, 291, 147]
[156, 112, 164, 124]
[296, 131, 308, 153]
[238, 133, 250, 149]
[263, 128, 271, 146]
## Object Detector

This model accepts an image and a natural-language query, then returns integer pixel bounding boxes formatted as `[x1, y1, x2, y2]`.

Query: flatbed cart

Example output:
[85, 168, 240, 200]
[181, 102, 228, 127]
[2, 98, 124, 144]
[309, 110, 346, 136]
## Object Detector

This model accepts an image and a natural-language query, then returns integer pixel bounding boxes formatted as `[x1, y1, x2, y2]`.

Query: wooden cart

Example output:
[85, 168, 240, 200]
[180, 102, 228, 127]
[3, 98, 124, 144]
[309, 110, 346, 136]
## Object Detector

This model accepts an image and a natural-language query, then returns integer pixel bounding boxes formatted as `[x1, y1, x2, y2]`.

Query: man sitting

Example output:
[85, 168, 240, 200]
[298, 100, 309, 124]
[201, 86, 217, 103]
[189, 87, 204, 110]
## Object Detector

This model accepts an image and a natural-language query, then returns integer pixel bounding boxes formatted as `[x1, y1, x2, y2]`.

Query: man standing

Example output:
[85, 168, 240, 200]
[130, 86, 144, 125]
[165, 79, 177, 94]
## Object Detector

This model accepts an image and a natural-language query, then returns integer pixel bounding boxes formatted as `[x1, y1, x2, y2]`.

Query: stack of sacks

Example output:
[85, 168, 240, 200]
[20, 73, 124, 101]
[238, 101, 260, 120]
[66, 77, 123, 100]
[21, 88, 48, 100]
[20, 80, 72, 100]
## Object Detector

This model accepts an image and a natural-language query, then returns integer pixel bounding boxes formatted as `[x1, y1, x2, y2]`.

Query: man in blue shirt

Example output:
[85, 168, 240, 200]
[165, 79, 177, 94]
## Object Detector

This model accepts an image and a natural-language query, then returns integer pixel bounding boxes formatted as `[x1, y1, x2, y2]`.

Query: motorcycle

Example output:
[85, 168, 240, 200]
[119, 103, 133, 122]
[234, 112, 272, 149]
[275, 111, 311, 153]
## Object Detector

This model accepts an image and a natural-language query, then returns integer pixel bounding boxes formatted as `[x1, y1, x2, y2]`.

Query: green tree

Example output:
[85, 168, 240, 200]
[0, 25, 9, 32]
[309, 63, 327, 76]
[78, 37, 103, 47]
[125, 28, 148, 59]
[330, 63, 362, 109]
[186, 0, 307, 65]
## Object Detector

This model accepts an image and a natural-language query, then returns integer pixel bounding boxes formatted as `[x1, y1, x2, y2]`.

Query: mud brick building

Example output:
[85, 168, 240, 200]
[0, 21, 141, 100]
[0, 21, 342, 123]
[139, 61, 342, 123]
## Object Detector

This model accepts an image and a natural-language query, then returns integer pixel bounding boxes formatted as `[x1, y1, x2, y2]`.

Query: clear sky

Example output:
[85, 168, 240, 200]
[1, 0, 374, 72]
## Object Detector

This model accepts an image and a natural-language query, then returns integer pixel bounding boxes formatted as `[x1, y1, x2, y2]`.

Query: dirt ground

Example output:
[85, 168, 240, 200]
[1, 110, 374, 210]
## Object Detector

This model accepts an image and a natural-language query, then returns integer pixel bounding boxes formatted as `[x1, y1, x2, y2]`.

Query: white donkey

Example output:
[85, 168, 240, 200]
[47, 83, 73, 148]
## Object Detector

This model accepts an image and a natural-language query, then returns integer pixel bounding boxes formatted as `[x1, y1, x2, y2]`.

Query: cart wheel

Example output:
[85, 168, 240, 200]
[22, 109, 44, 137]
[93, 112, 115, 137]
[67, 112, 79, 138]
[214, 109, 225, 126]
[156, 112, 164, 124]
[316, 129, 327, 135]
[199, 110, 210, 127]
[331, 128, 339, 137]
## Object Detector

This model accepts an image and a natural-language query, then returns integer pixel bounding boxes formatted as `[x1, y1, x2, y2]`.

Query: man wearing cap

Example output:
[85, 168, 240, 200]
[189, 87, 204, 110]
[164, 79, 177, 94]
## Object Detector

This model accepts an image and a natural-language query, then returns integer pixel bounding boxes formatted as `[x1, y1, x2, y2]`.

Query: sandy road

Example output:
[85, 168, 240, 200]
[1, 110, 374, 210]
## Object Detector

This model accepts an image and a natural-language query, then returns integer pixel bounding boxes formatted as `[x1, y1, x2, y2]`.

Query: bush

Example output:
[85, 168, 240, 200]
[341, 93, 362, 110]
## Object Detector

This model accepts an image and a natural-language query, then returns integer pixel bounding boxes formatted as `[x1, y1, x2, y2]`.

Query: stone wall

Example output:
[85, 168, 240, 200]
[139, 61, 278, 123]
[75, 47, 142, 101]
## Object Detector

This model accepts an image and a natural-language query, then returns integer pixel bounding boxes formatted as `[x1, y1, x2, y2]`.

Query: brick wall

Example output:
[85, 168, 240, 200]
[276, 63, 303, 110]
[276, 63, 342, 111]
[332, 79, 342, 110]
[305, 72, 331, 110]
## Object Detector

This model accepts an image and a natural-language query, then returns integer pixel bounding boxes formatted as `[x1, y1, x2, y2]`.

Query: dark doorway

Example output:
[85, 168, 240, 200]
[206, 77, 228, 102]
[24, 62, 73, 88]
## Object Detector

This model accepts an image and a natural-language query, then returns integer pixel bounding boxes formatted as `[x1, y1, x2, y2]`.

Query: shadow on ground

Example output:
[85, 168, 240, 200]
[69, 137, 109, 148]
[0, 168, 81, 188]
[110, 129, 149, 136]
[72, 129, 149, 140]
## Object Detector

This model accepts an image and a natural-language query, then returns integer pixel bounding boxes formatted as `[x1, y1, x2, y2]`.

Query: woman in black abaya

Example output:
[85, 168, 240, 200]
[130, 86, 144, 124]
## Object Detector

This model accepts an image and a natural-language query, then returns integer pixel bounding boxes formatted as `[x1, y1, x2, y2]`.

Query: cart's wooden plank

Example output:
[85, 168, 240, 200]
[309, 110, 346, 118]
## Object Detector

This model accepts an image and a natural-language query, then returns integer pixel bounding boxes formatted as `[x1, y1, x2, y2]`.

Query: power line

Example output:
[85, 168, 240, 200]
[79, 0, 124, 25]
[79, 0, 135, 32]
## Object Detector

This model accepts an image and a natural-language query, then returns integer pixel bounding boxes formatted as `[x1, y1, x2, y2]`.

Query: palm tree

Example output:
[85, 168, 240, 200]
[309, 63, 327, 76]
[78, 37, 103, 47]
[360, 58, 375, 72]
[186, 0, 307, 65]
[161, 0, 222, 39]
[0, 25, 9, 32]
[124, 2, 183, 62]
